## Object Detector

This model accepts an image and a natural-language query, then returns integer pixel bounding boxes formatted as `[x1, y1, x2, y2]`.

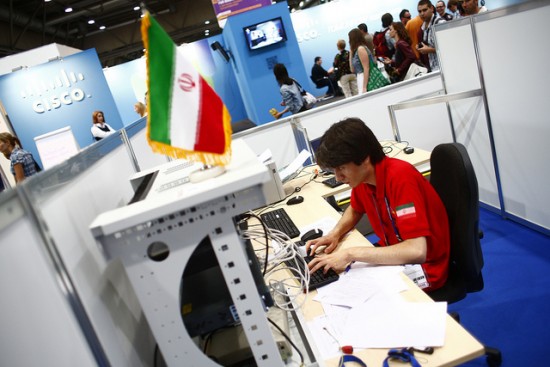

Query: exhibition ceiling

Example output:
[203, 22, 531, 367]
[0, 0, 318, 67]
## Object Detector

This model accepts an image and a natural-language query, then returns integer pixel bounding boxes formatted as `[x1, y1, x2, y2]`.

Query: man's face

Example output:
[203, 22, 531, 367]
[401, 11, 412, 25]
[332, 161, 370, 188]
[317, 58, 323, 65]
[436, 2, 446, 16]
[418, 4, 433, 22]
[462, 0, 478, 14]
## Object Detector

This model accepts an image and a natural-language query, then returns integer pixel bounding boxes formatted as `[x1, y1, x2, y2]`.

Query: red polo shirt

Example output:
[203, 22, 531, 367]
[350, 157, 450, 291]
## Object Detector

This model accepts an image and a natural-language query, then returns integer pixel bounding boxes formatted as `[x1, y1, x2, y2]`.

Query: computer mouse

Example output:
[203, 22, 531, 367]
[404, 146, 415, 154]
[301, 228, 323, 242]
[287, 196, 304, 205]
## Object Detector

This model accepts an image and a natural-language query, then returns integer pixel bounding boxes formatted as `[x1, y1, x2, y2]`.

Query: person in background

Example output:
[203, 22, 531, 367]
[306, 118, 450, 293]
[399, 9, 412, 25]
[91, 110, 115, 141]
[417, 0, 446, 72]
[462, 0, 487, 15]
[374, 13, 396, 58]
[348, 28, 373, 94]
[311, 56, 338, 96]
[383, 22, 417, 82]
[436, 1, 454, 20]
[447, 0, 461, 19]
[272, 63, 306, 119]
[357, 23, 375, 56]
[0, 132, 39, 184]
[134, 101, 147, 118]
[333, 39, 358, 98]
[406, 13, 424, 59]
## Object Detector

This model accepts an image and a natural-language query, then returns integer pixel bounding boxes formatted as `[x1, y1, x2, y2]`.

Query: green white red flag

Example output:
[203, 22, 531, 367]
[141, 12, 232, 166]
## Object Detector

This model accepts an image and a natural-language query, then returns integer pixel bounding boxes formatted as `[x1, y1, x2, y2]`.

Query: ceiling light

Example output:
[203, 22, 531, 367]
[134, 6, 140, 11]
[205, 20, 210, 25]
[65, 7, 73, 13]
[99, 26, 106, 30]
[88, 20, 95, 25]
[44, 0, 52, 2]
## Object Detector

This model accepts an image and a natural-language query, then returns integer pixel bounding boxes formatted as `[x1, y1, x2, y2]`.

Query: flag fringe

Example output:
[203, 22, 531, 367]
[148, 106, 232, 166]
[140, 13, 151, 119]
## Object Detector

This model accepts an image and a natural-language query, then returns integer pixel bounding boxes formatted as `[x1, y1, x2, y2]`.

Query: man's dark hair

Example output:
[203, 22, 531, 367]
[315, 118, 385, 169]
[418, 0, 434, 8]
[357, 23, 368, 33]
[399, 9, 410, 19]
[314, 56, 322, 63]
[381, 13, 394, 28]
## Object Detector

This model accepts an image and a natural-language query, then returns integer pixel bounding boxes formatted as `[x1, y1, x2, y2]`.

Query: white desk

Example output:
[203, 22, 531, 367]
[262, 144, 484, 367]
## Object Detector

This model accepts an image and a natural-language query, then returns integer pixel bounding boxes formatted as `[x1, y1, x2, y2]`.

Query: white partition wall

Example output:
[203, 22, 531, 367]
[436, 18, 501, 209]
[125, 117, 170, 172]
[473, 1, 550, 230]
[0, 191, 97, 366]
[22, 132, 156, 366]
[235, 73, 446, 170]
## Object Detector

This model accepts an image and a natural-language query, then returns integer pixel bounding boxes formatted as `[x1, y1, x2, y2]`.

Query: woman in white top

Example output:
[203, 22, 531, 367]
[91, 110, 115, 141]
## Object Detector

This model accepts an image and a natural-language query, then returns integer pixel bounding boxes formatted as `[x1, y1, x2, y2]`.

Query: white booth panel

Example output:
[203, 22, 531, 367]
[238, 122, 298, 170]
[450, 98, 500, 208]
[27, 135, 156, 366]
[436, 20, 481, 92]
[126, 117, 170, 172]
[300, 74, 445, 143]
[392, 103, 454, 153]
[436, 18, 500, 209]
[0, 194, 96, 367]
[474, 4, 550, 229]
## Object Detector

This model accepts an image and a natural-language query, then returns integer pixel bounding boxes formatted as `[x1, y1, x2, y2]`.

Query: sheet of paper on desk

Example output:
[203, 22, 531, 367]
[313, 264, 408, 308]
[257, 149, 273, 164]
[341, 300, 448, 348]
[279, 150, 311, 183]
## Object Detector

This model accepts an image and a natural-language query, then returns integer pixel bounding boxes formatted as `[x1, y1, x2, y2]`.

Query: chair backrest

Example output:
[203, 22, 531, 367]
[429, 143, 485, 302]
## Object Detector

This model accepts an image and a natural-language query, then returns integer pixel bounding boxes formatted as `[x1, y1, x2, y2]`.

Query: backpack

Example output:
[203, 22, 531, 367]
[373, 28, 394, 59]
[333, 50, 351, 81]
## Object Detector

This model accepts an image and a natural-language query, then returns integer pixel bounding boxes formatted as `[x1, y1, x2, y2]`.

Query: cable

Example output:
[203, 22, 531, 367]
[268, 317, 305, 366]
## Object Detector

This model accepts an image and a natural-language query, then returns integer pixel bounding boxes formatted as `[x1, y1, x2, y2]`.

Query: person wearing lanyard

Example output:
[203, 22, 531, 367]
[306, 118, 450, 292]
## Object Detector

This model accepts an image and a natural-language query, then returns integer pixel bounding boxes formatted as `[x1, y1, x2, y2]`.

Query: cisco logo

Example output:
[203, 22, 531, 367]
[20, 69, 91, 114]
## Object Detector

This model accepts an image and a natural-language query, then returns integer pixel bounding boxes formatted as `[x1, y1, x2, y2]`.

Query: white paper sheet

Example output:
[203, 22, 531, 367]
[341, 300, 448, 348]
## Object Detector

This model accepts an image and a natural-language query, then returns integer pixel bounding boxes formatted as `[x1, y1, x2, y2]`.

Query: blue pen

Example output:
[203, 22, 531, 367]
[345, 261, 356, 273]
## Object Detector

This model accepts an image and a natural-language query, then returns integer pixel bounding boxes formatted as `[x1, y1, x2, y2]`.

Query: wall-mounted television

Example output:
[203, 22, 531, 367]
[243, 17, 287, 51]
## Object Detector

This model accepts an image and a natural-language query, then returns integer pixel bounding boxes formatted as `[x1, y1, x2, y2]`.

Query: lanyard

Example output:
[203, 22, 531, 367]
[338, 354, 367, 367]
[383, 348, 422, 367]
[371, 194, 403, 245]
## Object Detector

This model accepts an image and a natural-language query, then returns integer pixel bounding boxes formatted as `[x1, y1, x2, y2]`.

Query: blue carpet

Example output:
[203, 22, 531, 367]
[450, 208, 550, 366]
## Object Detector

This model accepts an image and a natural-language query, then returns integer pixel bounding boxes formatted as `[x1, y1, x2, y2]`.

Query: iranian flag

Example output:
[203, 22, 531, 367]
[141, 12, 232, 166]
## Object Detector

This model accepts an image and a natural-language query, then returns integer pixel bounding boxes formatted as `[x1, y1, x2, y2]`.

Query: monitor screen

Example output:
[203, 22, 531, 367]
[243, 17, 287, 50]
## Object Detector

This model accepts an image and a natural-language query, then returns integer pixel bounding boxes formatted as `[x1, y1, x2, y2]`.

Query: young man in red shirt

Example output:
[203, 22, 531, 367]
[307, 118, 450, 292]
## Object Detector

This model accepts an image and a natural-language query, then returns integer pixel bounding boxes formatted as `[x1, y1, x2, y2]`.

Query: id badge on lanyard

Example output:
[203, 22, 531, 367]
[373, 194, 430, 289]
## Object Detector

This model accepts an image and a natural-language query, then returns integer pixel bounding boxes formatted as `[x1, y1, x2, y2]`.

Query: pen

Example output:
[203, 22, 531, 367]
[345, 261, 355, 273]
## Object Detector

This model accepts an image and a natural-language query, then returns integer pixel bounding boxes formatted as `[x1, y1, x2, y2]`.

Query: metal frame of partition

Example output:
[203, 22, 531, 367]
[387, 14, 510, 218]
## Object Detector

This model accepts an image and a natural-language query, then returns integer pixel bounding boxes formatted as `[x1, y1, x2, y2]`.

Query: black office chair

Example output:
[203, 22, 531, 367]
[427, 143, 502, 367]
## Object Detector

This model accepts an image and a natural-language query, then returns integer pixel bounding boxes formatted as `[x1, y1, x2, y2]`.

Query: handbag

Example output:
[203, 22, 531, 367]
[292, 78, 317, 109]
[367, 57, 390, 91]
[302, 91, 317, 109]
[404, 62, 428, 80]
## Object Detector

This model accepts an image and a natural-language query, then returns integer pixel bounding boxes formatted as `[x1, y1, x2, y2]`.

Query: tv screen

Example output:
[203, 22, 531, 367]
[243, 17, 287, 50]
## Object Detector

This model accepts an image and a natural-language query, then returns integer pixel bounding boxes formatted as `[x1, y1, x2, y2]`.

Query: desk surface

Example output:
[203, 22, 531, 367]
[261, 145, 484, 367]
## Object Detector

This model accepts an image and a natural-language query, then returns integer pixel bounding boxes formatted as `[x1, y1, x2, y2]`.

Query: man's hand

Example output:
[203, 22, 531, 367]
[307, 250, 350, 274]
[305, 232, 340, 255]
